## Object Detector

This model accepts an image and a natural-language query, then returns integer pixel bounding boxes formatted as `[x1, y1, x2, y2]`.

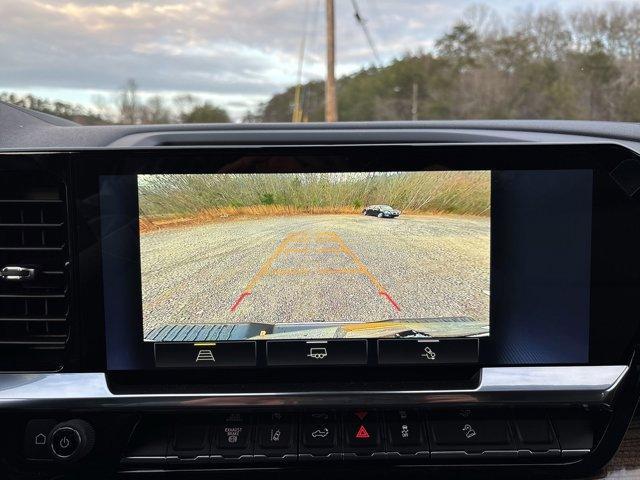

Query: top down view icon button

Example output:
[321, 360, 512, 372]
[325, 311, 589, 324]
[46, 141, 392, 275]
[195, 349, 215, 362]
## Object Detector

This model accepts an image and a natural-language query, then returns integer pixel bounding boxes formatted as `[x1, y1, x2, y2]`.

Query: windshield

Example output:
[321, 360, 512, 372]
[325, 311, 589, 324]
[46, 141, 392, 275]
[2, 1, 639, 125]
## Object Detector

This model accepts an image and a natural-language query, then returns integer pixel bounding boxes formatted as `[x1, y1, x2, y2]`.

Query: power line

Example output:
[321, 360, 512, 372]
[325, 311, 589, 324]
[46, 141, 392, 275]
[350, 0, 381, 66]
[292, 0, 311, 122]
[325, 0, 338, 122]
[301, 0, 322, 121]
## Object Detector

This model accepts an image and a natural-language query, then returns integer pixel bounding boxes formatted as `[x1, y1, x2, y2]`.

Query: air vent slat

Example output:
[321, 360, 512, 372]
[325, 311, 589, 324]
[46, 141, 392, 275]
[0, 293, 66, 299]
[0, 246, 65, 252]
[0, 223, 64, 228]
[0, 317, 67, 322]
[0, 173, 70, 371]
[0, 336, 67, 344]
[0, 199, 63, 204]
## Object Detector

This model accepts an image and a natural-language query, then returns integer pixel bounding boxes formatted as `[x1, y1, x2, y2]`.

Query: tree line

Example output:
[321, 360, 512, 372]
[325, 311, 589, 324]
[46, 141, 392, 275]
[0, 79, 230, 125]
[256, 3, 640, 122]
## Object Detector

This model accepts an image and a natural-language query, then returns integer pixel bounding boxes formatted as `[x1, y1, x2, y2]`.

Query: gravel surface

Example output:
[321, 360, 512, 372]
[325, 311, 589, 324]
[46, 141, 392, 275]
[140, 214, 490, 337]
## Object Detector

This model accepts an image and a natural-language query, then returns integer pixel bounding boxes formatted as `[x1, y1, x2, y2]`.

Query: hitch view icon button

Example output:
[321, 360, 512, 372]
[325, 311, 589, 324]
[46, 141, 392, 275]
[377, 339, 479, 365]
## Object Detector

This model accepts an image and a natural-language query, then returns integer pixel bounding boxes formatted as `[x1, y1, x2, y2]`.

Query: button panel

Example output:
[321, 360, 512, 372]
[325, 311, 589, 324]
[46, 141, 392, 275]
[121, 408, 592, 466]
[154, 338, 479, 367]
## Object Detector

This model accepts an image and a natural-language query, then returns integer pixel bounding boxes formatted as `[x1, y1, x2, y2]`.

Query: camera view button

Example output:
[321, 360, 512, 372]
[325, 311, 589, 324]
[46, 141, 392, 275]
[154, 341, 257, 368]
[377, 338, 479, 365]
[266, 340, 368, 366]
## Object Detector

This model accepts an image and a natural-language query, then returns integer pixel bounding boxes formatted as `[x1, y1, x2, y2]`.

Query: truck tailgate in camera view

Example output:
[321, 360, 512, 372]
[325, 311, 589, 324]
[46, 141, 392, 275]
[138, 171, 491, 341]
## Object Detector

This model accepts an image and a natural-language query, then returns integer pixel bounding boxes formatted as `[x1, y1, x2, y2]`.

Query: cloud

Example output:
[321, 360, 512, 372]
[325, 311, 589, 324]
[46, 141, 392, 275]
[0, 0, 637, 119]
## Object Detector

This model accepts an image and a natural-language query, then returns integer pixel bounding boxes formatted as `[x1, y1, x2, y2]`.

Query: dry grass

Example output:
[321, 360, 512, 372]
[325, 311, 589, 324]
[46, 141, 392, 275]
[139, 206, 484, 234]
[138, 171, 490, 233]
[140, 205, 364, 233]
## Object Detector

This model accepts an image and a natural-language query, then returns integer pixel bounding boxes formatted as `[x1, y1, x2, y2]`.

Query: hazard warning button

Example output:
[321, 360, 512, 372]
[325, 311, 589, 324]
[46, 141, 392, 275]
[345, 411, 379, 447]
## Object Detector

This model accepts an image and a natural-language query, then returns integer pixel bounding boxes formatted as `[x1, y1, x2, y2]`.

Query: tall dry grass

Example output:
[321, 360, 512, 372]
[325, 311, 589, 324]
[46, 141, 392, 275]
[138, 172, 490, 231]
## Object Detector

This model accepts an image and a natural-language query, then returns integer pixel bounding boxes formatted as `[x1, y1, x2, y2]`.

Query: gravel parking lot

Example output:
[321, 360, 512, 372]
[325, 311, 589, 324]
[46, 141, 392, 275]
[140, 214, 490, 337]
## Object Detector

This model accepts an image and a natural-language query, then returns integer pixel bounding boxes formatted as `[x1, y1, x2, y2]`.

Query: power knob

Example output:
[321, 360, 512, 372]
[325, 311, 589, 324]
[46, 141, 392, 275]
[49, 420, 95, 461]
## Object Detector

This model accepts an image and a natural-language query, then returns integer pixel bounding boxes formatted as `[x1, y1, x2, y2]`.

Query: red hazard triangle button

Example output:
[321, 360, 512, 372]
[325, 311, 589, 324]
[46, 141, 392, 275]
[355, 425, 370, 439]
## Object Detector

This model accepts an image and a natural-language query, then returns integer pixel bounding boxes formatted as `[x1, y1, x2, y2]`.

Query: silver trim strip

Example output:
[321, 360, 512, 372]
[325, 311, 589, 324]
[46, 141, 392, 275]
[0, 366, 627, 410]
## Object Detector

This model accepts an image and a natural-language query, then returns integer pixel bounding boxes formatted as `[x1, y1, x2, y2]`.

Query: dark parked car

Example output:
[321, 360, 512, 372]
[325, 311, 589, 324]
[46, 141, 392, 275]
[362, 204, 401, 218]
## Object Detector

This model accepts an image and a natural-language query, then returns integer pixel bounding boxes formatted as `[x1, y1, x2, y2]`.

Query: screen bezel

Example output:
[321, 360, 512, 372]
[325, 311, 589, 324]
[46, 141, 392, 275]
[67, 142, 640, 379]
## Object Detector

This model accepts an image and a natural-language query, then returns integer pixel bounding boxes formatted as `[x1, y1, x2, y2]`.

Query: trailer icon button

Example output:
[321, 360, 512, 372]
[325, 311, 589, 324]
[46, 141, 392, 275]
[266, 340, 367, 366]
[307, 347, 328, 360]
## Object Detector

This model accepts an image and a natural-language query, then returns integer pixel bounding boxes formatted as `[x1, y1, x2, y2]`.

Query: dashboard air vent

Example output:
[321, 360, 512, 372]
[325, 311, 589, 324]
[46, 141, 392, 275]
[0, 173, 70, 371]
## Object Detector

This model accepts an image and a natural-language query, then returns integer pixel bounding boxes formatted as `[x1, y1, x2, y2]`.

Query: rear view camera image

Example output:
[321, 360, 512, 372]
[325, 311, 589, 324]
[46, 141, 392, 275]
[139, 171, 491, 341]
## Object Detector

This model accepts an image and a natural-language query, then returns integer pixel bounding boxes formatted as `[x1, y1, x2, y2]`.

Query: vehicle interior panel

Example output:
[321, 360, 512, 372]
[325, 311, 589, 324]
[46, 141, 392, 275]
[1, 105, 640, 478]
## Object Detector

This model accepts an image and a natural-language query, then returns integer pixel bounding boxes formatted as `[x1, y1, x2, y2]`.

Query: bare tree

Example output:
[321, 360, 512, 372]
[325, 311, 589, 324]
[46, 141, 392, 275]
[117, 78, 140, 124]
[141, 95, 172, 124]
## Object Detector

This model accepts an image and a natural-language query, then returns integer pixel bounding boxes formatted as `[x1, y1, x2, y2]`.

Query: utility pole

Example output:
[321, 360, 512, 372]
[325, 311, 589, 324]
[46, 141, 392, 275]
[325, 0, 338, 122]
[411, 81, 418, 121]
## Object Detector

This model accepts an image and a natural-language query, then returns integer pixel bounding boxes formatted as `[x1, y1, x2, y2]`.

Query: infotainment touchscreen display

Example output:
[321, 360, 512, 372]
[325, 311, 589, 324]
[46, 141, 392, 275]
[94, 146, 608, 370]
[137, 171, 491, 342]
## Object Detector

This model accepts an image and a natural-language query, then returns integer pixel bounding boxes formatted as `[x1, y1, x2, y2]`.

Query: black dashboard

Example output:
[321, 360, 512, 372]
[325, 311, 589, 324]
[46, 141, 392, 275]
[1, 102, 640, 479]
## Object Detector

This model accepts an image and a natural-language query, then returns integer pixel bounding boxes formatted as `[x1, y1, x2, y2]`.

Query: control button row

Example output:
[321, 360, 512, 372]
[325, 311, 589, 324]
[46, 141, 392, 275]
[122, 409, 590, 465]
[154, 338, 479, 368]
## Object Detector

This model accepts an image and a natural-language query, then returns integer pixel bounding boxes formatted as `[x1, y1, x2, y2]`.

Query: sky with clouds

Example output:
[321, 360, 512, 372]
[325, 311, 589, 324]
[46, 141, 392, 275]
[0, 0, 636, 119]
